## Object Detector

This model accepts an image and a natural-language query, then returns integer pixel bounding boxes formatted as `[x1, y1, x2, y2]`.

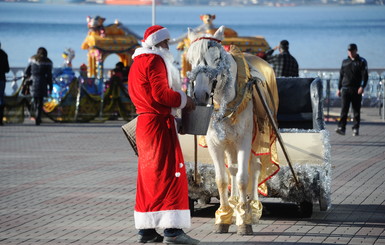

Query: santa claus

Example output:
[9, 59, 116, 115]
[128, 25, 199, 244]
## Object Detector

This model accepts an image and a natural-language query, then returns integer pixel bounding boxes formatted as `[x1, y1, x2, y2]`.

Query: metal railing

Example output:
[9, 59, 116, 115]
[300, 68, 385, 121]
[5, 67, 385, 121]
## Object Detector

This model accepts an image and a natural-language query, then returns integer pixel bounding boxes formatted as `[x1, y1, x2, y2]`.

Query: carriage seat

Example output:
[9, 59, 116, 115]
[276, 77, 324, 130]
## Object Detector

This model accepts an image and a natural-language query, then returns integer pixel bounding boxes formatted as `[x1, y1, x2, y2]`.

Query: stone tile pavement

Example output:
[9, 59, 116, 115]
[0, 107, 384, 244]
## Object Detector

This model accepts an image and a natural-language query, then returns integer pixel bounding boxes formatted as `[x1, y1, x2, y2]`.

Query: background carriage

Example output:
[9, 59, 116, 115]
[173, 14, 271, 81]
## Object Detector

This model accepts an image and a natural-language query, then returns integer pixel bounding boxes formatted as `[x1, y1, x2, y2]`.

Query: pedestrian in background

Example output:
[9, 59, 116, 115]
[0, 42, 10, 126]
[25, 47, 53, 125]
[128, 25, 198, 244]
[335, 43, 368, 136]
[265, 40, 299, 77]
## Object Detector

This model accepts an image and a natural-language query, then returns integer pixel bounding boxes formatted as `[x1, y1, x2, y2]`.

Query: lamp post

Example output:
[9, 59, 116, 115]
[152, 0, 156, 25]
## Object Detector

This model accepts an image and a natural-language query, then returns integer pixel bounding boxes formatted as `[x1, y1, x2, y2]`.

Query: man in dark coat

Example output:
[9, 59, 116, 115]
[336, 43, 368, 136]
[265, 40, 299, 77]
[0, 42, 10, 126]
[25, 47, 53, 125]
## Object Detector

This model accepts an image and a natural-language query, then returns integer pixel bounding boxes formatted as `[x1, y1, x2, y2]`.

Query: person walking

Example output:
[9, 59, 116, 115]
[128, 25, 199, 244]
[0, 42, 10, 126]
[335, 43, 368, 136]
[25, 47, 53, 125]
[265, 40, 299, 77]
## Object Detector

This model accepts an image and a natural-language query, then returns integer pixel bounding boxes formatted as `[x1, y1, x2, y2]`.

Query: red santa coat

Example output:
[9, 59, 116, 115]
[128, 51, 190, 229]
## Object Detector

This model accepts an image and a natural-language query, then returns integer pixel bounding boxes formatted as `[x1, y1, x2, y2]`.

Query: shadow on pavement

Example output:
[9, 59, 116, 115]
[192, 202, 307, 219]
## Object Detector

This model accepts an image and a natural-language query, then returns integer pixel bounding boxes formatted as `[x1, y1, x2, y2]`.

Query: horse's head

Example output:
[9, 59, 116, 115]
[186, 26, 230, 105]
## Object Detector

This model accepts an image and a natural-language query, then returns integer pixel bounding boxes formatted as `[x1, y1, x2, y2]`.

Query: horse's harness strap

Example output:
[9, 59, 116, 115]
[249, 76, 278, 119]
[214, 46, 255, 123]
[217, 79, 254, 115]
[210, 79, 217, 104]
[191, 36, 222, 44]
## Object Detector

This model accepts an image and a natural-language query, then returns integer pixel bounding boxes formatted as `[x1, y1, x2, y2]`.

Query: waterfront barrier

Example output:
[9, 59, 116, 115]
[4, 67, 385, 123]
[3, 67, 136, 124]
[299, 68, 385, 121]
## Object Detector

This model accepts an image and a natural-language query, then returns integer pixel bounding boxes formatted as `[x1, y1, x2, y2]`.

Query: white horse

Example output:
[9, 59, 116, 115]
[186, 26, 280, 235]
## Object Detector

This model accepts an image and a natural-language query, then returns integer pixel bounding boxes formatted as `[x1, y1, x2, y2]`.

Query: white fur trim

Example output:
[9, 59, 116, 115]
[171, 108, 178, 116]
[132, 48, 179, 88]
[132, 47, 184, 113]
[134, 209, 191, 229]
[144, 28, 170, 48]
[177, 90, 187, 109]
[132, 47, 155, 59]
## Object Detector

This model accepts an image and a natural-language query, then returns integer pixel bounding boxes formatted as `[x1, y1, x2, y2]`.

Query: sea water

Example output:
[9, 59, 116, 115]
[0, 2, 384, 70]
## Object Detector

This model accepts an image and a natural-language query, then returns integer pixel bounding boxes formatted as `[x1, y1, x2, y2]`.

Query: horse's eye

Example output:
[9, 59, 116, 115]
[213, 58, 221, 66]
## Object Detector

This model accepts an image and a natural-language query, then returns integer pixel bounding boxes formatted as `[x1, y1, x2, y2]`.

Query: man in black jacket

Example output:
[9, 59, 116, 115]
[336, 43, 368, 136]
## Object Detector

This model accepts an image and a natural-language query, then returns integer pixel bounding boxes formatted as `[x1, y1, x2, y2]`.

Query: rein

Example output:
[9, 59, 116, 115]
[189, 43, 256, 124]
[223, 79, 254, 119]
[188, 41, 231, 109]
[188, 40, 262, 138]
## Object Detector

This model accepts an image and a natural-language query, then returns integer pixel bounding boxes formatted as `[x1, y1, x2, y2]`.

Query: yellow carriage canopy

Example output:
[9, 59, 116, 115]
[175, 14, 271, 79]
[81, 16, 140, 78]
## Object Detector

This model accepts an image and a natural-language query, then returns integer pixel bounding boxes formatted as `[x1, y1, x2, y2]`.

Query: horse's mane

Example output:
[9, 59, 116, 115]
[186, 36, 211, 66]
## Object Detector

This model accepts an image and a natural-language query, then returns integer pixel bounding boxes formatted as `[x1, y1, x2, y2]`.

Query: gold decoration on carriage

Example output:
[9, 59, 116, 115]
[177, 14, 271, 79]
[81, 16, 140, 78]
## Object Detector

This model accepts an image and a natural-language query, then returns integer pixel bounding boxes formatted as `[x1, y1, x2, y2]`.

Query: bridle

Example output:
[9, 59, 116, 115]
[190, 36, 222, 44]
[187, 38, 231, 104]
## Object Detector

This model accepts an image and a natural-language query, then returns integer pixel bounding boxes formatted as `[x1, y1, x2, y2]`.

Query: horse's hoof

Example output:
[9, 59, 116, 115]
[237, 224, 253, 235]
[214, 224, 230, 233]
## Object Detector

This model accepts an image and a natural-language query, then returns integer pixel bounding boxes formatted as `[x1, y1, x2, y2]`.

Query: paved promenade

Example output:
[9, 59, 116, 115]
[1, 108, 384, 245]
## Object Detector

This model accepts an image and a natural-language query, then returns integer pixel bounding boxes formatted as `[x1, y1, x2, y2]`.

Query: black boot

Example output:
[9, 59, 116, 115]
[0, 105, 4, 126]
[137, 229, 163, 243]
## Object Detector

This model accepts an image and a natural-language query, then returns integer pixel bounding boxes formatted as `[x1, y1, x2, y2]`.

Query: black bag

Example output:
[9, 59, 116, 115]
[21, 77, 32, 96]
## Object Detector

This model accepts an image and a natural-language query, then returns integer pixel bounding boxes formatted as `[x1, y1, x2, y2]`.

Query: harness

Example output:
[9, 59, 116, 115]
[220, 45, 254, 125]
[188, 40, 257, 125]
[188, 38, 280, 197]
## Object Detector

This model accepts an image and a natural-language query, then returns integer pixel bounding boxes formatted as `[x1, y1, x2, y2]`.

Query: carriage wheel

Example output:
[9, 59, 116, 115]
[319, 187, 329, 211]
[299, 201, 313, 218]
[189, 197, 195, 216]
[198, 196, 212, 204]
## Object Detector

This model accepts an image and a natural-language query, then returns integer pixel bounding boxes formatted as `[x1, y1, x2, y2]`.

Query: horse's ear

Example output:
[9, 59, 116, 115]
[188, 27, 198, 42]
[213, 25, 225, 41]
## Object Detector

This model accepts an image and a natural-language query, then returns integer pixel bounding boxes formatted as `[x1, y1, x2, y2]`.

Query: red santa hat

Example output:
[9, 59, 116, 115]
[142, 25, 170, 48]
